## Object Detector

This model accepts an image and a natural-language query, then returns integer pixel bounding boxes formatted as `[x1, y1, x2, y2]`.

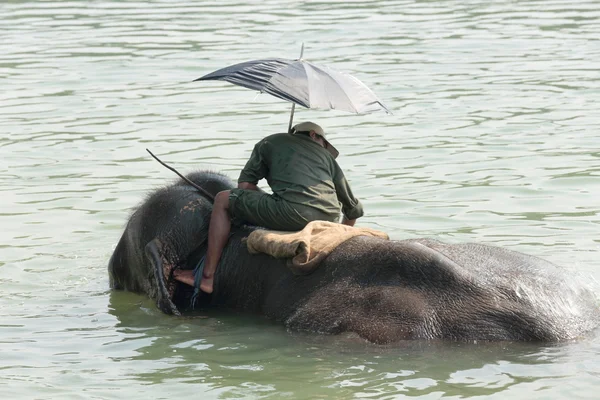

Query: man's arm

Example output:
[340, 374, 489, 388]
[333, 167, 364, 225]
[238, 182, 259, 191]
[238, 140, 268, 187]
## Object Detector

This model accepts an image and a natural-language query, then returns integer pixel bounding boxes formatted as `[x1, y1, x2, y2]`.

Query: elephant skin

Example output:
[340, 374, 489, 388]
[108, 171, 600, 343]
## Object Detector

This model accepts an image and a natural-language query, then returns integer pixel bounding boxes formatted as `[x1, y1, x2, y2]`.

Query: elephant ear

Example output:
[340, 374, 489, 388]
[145, 238, 181, 316]
[406, 241, 474, 284]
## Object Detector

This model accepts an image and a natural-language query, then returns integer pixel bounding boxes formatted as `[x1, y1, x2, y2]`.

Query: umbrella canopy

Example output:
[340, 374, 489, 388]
[195, 58, 390, 115]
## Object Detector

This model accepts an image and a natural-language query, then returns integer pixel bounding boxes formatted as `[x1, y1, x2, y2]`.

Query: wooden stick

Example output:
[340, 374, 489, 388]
[146, 148, 215, 201]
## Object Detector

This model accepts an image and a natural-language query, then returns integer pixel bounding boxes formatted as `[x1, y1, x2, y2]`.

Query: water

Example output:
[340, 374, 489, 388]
[2, 0, 600, 398]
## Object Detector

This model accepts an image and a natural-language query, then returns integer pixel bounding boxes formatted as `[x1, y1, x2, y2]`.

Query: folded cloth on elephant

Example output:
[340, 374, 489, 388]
[244, 220, 389, 275]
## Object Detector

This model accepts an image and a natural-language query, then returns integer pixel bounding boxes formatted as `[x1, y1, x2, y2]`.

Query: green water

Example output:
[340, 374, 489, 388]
[1, 0, 600, 398]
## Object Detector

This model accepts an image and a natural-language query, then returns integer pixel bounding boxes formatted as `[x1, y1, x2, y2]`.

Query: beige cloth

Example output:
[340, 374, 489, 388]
[245, 220, 389, 275]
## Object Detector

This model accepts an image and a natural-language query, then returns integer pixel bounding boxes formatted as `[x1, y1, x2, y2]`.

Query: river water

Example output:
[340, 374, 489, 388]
[2, 0, 600, 398]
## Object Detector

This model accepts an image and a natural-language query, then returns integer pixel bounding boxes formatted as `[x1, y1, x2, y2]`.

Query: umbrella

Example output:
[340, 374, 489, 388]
[194, 46, 390, 132]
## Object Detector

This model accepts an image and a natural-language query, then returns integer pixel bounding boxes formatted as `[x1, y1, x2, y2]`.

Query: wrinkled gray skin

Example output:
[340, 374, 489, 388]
[108, 171, 600, 343]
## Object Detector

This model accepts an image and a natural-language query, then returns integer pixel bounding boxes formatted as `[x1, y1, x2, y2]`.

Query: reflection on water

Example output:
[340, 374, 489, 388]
[1, 0, 600, 398]
[107, 291, 581, 398]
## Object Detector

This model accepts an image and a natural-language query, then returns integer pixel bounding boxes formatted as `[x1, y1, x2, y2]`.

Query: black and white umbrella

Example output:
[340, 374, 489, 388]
[195, 47, 390, 131]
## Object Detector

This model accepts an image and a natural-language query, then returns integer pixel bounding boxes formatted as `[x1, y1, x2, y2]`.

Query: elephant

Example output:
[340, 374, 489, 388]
[108, 170, 600, 343]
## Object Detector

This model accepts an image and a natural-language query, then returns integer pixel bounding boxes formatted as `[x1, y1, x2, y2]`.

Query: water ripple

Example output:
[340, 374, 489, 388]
[2, 0, 600, 398]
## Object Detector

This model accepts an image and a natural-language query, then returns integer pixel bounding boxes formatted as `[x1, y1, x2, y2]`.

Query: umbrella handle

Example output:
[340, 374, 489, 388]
[287, 103, 296, 133]
[287, 42, 303, 133]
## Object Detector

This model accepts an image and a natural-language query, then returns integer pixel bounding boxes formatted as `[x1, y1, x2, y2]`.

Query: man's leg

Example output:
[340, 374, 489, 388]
[173, 190, 231, 293]
[200, 190, 232, 293]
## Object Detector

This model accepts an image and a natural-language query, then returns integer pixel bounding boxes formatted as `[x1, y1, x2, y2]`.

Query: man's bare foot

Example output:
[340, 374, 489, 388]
[199, 273, 214, 294]
[173, 269, 214, 293]
[173, 269, 195, 286]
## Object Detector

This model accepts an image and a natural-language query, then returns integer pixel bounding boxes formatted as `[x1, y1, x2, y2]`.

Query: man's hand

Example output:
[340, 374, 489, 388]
[341, 216, 356, 227]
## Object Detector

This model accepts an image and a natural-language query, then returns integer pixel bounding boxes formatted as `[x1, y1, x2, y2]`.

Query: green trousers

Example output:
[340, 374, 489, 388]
[228, 188, 338, 231]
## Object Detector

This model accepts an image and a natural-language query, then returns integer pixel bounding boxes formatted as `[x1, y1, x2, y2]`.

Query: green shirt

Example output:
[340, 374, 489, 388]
[238, 133, 364, 221]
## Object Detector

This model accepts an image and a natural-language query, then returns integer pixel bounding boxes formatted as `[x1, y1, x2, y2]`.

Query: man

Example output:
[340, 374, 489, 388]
[174, 121, 363, 293]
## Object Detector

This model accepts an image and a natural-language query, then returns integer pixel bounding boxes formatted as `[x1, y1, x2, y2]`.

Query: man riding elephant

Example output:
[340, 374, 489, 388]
[108, 166, 600, 342]
[174, 121, 364, 293]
